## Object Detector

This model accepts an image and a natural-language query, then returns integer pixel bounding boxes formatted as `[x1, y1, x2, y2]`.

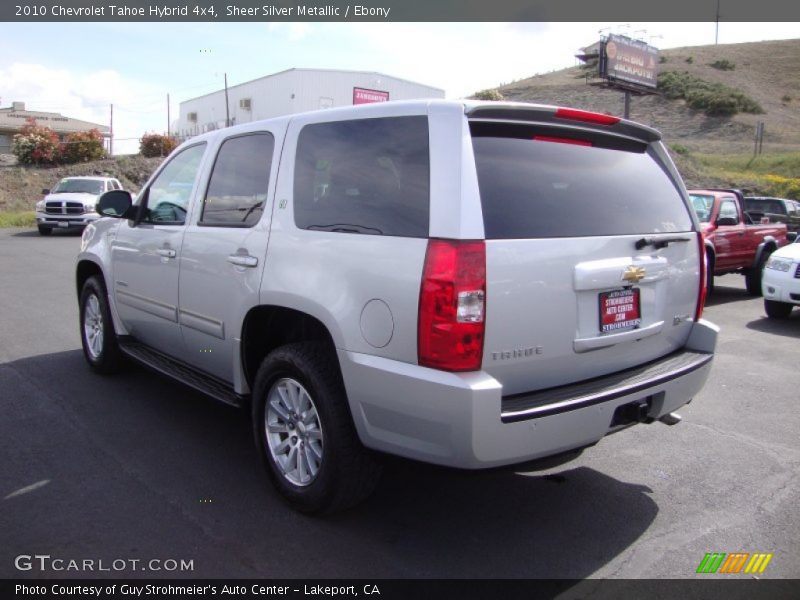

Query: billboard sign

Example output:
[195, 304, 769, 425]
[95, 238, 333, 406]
[353, 87, 390, 105]
[601, 34, 659, 89]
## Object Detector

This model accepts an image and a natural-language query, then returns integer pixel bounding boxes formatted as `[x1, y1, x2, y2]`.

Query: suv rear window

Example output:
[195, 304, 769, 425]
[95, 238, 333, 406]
[470, 123, 693, 239]
[294, 116, 430, 238]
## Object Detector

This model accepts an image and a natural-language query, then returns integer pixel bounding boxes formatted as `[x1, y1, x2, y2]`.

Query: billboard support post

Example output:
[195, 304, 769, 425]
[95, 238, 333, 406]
[624, 91, 631, 119]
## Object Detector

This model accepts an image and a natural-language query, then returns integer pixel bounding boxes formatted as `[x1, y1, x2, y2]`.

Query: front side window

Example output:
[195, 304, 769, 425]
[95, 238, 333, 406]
[294, 116, 430, 238]
[143, 143, 206, 225]
[200, 133, 274, 227]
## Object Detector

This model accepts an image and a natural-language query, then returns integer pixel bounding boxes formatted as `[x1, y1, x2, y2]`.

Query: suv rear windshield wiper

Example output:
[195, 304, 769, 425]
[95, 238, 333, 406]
[635, 236, 692, 250]
[307, 224, 384, 235]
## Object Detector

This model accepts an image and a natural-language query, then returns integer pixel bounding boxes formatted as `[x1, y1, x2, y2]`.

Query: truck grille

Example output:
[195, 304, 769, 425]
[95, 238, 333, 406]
[795, 264, 800, 279]
[45, 201, 85, 215]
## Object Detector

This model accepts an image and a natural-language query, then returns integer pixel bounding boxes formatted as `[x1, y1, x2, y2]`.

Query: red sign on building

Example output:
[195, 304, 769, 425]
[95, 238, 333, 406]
[353, 87, 390, 105]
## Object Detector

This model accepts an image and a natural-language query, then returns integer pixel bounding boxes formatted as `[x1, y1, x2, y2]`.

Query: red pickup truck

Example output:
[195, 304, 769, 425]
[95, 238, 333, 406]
[689, 189, 788, 295]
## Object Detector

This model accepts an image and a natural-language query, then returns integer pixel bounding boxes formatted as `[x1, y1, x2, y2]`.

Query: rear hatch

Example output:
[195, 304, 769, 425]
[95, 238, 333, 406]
[467, 106, 700, 395]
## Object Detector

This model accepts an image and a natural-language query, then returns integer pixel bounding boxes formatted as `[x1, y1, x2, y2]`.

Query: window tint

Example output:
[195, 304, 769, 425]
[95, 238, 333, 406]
[143, 143, 206, 225]
[294, 116, 429, 238]
[201, 133, 275, 227]
[719, 200, 739, 223]
[470, 124, 693, 239]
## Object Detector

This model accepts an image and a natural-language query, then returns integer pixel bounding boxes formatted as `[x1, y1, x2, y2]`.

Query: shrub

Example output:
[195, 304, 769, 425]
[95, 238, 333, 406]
[61, 129, 106, 164]
[709, 59, 736, 71]
[659, 56, 668, 64]
[782, 94, 792, 103]
[685, 56, 694, 64]
[658, 71, 764, 116]
[12, 118, 60, 165]
[670, 144, 690, 155]
[763, 174, 800, 199]
[472, 88, 505, 101]
[139, 132, 178, 157]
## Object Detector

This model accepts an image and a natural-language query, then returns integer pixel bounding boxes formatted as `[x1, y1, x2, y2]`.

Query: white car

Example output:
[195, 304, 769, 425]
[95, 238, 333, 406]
[762, 237, 800, 318]
[35, 176, 123, 236]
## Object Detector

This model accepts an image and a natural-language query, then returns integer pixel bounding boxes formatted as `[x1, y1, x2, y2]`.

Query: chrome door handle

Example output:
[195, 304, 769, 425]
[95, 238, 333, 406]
[157, 248, 176, 258]
[227, 254, 258, 268]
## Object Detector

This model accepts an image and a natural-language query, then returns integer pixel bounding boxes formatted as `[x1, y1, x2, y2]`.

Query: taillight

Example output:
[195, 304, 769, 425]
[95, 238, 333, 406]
[554, 107, 620, 125]
[695, 232, 708, 321]
[418, 239, 486, 371]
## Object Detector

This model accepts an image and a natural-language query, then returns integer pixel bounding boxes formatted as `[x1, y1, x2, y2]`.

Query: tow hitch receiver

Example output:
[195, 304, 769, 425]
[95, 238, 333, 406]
[611, 398, 653, 427]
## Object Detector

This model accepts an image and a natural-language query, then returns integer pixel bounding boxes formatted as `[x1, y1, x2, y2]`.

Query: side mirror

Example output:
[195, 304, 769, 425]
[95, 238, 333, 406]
[716, 216, 738, 227]
[41, 189, 50, 195]
[96, 190, 134, 218]
[787, 232, 798, 243]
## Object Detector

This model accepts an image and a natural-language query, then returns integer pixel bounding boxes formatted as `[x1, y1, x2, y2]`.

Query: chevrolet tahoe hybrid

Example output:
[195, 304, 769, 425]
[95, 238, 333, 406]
[76, 100, 718, 513]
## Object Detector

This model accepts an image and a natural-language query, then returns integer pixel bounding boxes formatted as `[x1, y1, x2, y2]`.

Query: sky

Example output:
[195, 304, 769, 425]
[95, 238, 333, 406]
[1, 21, 797, 154]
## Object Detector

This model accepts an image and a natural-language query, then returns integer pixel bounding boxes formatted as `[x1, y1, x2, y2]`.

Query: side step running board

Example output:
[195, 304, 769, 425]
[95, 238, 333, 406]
[118, 338, 245, 408]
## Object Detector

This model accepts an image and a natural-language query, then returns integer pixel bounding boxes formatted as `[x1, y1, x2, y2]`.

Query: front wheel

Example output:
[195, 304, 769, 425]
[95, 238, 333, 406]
[745, 250, 773, 296]
[252, 342, 382, 514]
[79, 276, 125, 374]
[764, 299, 793, 319]
[37, 225, 52, 236]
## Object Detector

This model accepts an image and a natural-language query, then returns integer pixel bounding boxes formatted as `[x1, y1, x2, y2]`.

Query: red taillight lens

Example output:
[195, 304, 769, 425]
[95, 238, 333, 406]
[554, 107, 620, 125]
[418, 239, 486, 372]
[695, 232, 708, 321]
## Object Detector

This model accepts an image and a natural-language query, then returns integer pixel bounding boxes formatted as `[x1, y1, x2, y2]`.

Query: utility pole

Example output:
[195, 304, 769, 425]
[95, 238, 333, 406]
[167, 93, 170, 137]
[715, 0, 721, 44]
[109, 103, 114, 156]
[224, 73, 230, 127]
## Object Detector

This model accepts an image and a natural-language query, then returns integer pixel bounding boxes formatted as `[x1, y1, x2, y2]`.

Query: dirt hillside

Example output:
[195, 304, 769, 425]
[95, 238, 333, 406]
[497, 38, 800, 154]
[0, 156, 163, 212]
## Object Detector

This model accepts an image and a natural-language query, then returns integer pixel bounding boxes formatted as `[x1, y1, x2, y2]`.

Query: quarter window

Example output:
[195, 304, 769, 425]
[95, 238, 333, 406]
[294, 116, 430, 238]
[142, 143, 206, 225]
[200, 133, 275, 227]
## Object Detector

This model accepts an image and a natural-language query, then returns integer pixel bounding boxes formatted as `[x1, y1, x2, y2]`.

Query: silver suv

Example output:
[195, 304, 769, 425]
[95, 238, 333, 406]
[76, 100, 718, 513]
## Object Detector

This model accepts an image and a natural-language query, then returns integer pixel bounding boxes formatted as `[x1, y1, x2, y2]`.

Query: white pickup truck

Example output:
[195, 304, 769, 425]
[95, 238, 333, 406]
[76, 100, 718, 513]
[36, 176, 123, 235]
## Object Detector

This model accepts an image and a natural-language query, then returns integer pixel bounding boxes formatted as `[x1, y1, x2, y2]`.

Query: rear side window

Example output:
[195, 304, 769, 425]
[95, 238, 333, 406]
[294, 116, 430, 237]
[201, 133, 275, 227]
[470, 122, 694, 239]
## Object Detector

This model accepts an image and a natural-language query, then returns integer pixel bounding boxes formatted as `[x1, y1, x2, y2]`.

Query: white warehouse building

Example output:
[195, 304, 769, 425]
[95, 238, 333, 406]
[176, 68, 445, 139]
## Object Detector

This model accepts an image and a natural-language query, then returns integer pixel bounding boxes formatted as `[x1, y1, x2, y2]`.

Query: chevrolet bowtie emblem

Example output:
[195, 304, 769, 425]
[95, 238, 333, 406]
[622, 265, 647, 284]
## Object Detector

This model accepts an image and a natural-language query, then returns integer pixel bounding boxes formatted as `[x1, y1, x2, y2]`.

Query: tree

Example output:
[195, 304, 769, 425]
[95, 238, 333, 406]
[12, 118, 60, 165]
[61, 129, 106, 163]
[140, 133, 178, 157]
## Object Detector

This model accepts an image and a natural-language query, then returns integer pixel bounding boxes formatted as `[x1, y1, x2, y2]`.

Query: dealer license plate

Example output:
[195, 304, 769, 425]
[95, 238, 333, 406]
[599, 288, 641, 333]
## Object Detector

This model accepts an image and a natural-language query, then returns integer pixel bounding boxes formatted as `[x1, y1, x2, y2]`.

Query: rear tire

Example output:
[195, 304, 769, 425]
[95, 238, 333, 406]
[37, 225, 52, 236]
[79, 276, 125, 374]
[764, 299, 793, 319]
[252, 342, 382, 514]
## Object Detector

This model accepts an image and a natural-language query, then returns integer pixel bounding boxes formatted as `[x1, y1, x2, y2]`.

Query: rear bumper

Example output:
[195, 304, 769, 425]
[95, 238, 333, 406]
[339, 319, 718, 469]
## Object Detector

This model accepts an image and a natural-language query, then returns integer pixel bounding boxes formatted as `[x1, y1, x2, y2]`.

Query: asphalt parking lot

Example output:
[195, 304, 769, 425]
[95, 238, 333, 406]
[1, 227, 798, 580]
